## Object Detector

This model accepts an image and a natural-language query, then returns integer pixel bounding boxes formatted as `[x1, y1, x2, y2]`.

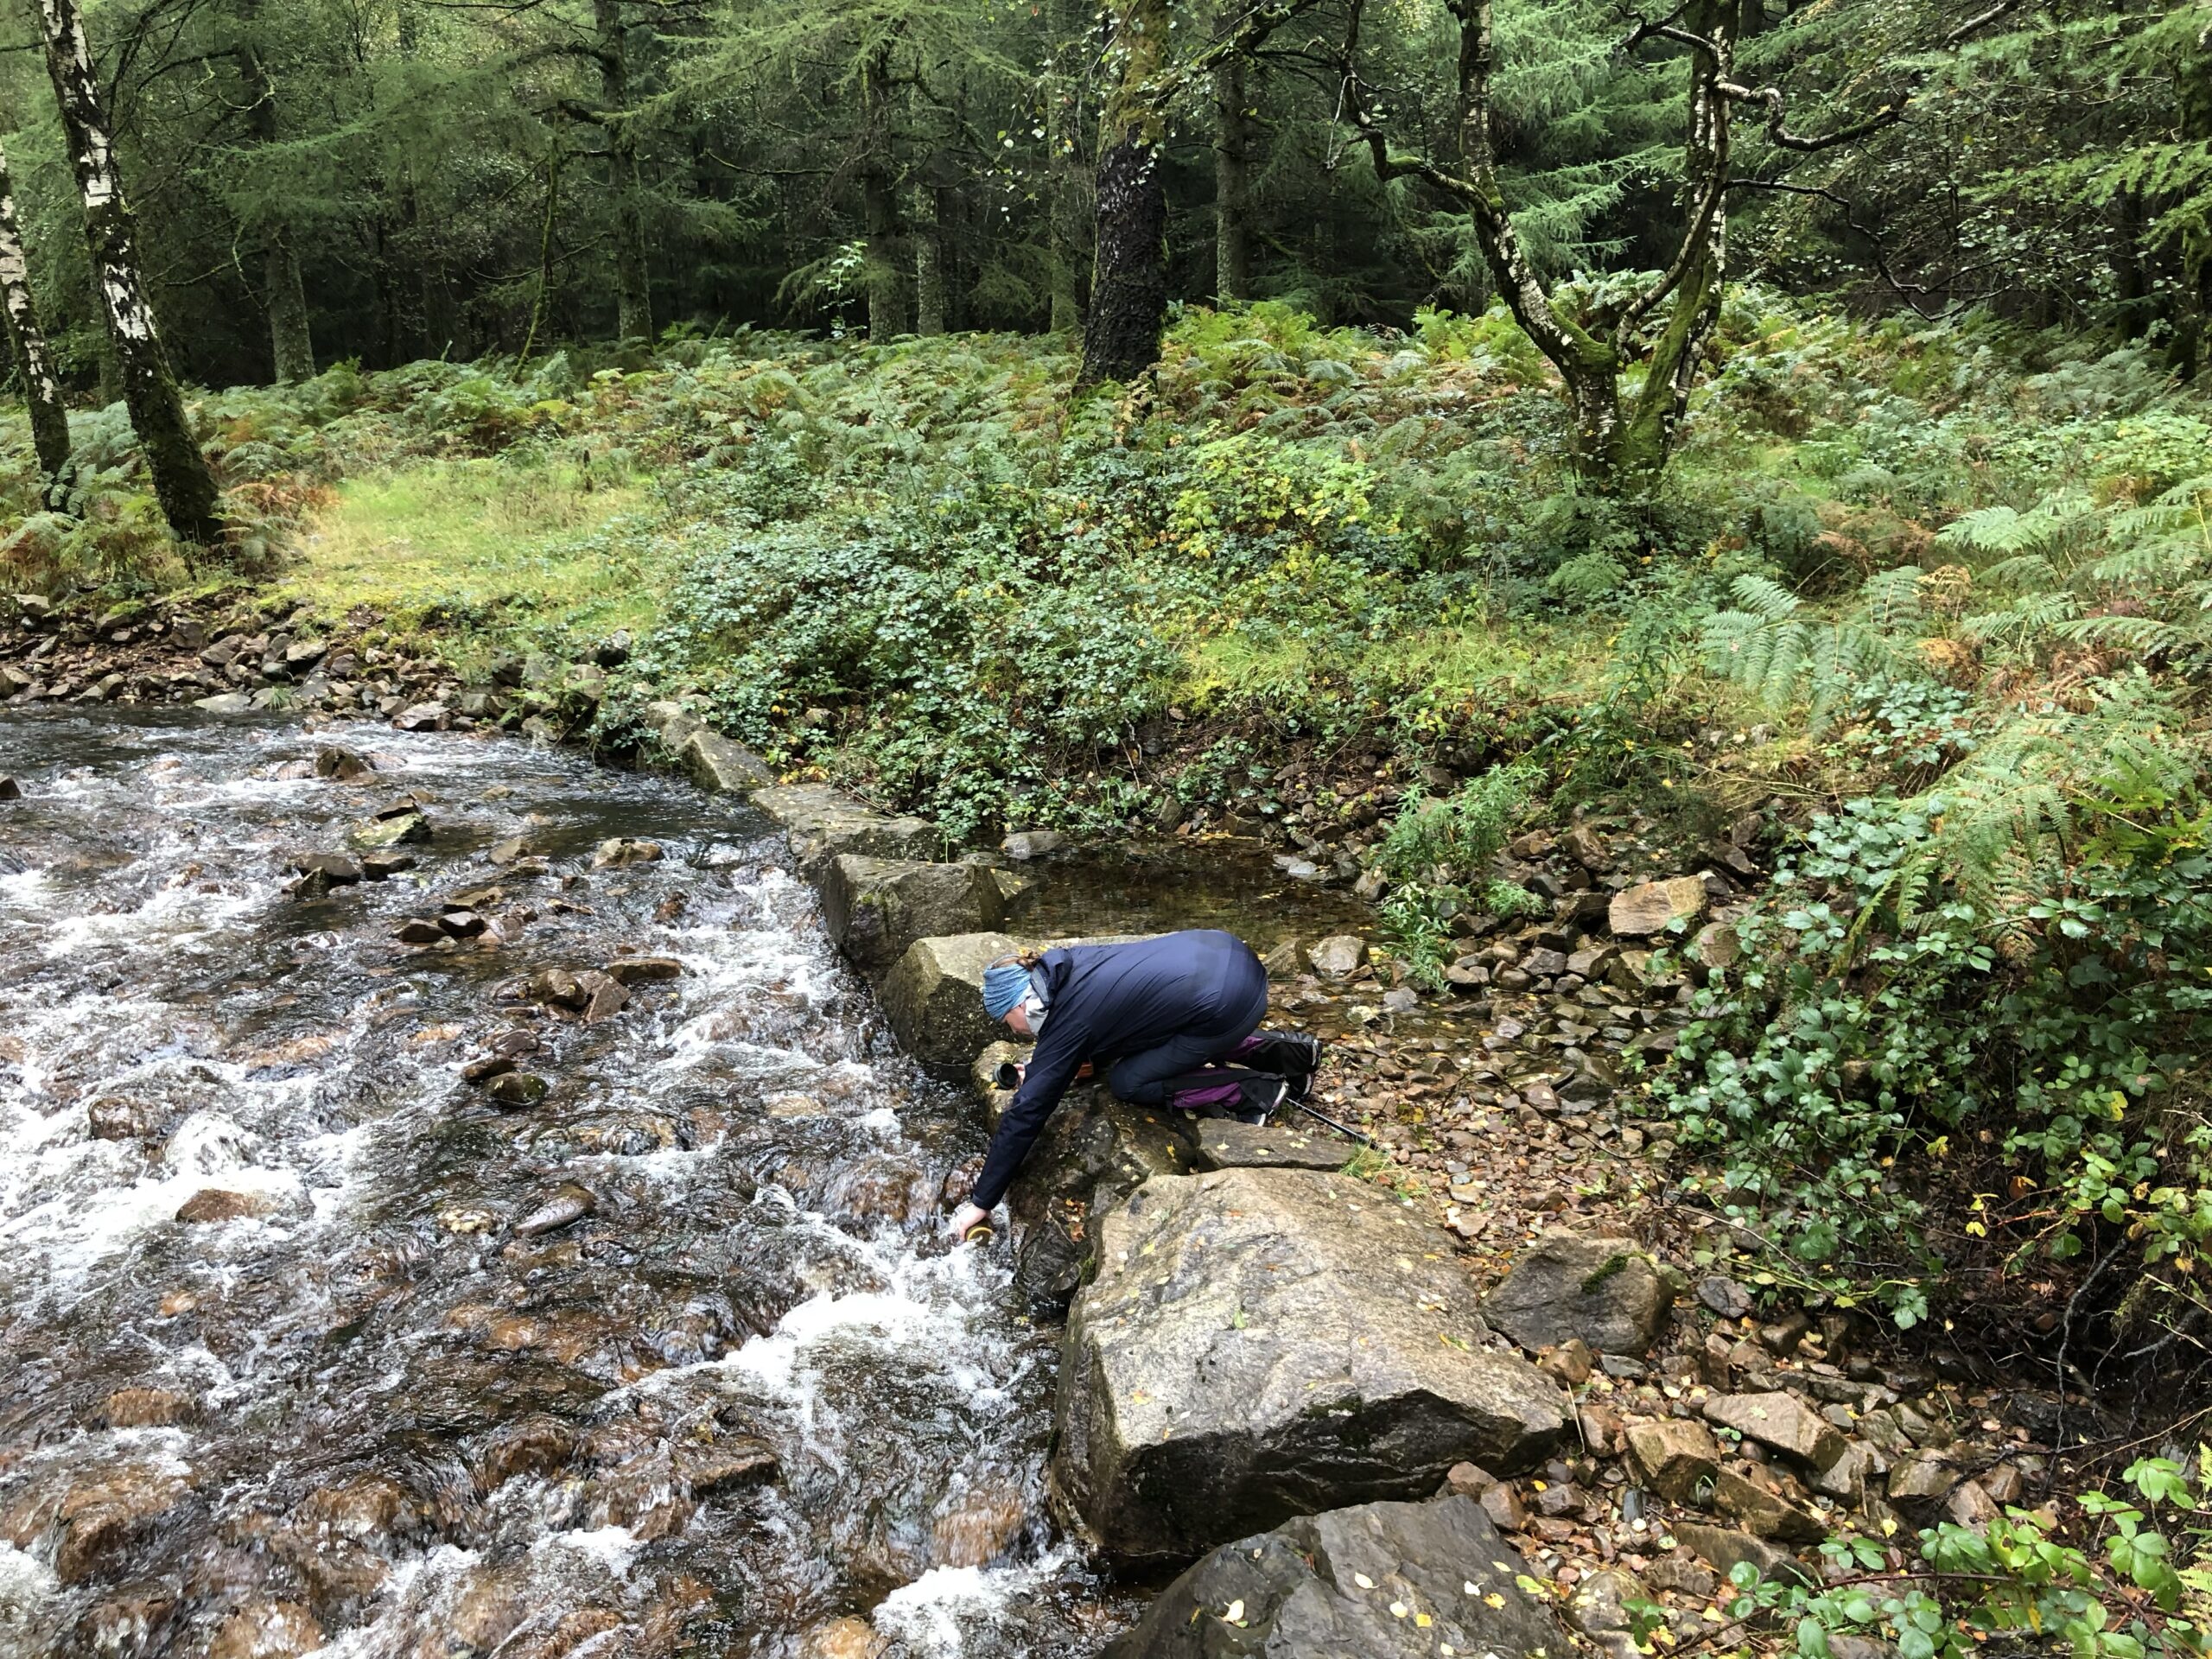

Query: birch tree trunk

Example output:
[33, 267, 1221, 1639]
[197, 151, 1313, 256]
[0, 140, 73, 493]
[37, 0, 224, 548]
[595, 0, 652, 342]
[1077, 0, 1169, 387]
[1214, 55, 1253, 303]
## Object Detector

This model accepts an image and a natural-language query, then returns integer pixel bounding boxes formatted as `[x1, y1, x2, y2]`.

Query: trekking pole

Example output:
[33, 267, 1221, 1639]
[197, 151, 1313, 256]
[1285, 1097, 1376, 1148]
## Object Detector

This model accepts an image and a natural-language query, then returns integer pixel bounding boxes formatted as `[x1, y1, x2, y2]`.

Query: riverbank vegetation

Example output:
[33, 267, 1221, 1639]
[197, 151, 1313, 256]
[5, 0, 2212, 1639]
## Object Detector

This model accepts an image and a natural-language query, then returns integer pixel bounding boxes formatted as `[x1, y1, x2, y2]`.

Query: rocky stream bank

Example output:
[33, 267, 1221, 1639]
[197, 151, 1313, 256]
[0, 589, 2108, 1659]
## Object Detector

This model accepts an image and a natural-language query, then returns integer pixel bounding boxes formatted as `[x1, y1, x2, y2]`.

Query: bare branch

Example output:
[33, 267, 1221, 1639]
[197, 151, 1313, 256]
[1731, 177, 1948, 319]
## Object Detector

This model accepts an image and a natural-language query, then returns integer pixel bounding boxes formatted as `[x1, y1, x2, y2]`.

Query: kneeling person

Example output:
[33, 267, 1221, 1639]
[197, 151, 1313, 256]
[944, 928, 1319, 1238]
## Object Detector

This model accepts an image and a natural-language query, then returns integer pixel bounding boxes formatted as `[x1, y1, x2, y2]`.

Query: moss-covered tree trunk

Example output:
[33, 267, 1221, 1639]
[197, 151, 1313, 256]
[1214, 54, 1252, 303]
[0, 140, 73, 494]
[913, 188, 946, 336]
[595, 0, 652, 342]
[38, 0, 224, 549]
[1613, 0, 1730, 486]
[264, 243, 315, 383]
[1077, 0, 1168, 387]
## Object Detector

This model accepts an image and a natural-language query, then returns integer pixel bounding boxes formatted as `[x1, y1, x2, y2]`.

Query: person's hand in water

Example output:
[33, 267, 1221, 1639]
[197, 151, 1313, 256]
[946, 1201, 990, 1242]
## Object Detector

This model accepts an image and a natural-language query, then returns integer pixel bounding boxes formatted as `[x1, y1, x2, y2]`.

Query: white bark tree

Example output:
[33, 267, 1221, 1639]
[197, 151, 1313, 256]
[37, 0, 226, 548]
[0, 139, 73, 498]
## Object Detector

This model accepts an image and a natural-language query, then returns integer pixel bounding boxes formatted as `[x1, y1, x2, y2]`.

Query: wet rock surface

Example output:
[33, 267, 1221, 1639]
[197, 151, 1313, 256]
[820, 854, 1010, 974]
[1053, 1166, 1568, 1561]
[1101, 1493, 1565, 1659]
[750, 783, 938, 874]
[880, 930, 1026, 1068]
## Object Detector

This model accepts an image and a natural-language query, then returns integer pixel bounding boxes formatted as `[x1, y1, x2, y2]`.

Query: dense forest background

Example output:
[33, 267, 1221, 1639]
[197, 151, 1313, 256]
[1, 0, 2205, 406]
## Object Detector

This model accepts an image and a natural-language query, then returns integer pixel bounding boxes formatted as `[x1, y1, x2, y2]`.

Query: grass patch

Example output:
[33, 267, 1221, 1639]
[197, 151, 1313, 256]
[283, 458, 659, 636]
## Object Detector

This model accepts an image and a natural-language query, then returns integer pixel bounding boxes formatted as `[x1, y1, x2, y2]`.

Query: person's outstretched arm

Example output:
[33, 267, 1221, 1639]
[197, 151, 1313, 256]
[968, 1009, 1090, 1212]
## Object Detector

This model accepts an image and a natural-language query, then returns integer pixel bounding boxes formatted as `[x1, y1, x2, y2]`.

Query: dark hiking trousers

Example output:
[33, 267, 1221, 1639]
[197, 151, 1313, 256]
[1104, 946, 1271, 1106]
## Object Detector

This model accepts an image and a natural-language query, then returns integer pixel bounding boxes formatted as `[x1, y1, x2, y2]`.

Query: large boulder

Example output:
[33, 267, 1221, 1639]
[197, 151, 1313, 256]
[879, 932, 1024, 1069]
[682, 728, 774, 794]
[751, 784, 937, 874]
[1054, 1167, 1569, 1562]
[820, 855, 1008, 974]
[1100, 1493, 1565, 1659]
[1479, 1230, 1672, 1357]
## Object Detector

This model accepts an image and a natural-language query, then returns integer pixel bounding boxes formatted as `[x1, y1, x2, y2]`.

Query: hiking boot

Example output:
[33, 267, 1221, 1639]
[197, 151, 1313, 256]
[1240, 1031, 1323, 1079]
[1229, 1074, 1290, 1125]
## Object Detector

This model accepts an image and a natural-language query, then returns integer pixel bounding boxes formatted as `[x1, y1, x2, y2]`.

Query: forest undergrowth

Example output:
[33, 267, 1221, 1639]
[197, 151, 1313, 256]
[5, 294, 2212, 1522]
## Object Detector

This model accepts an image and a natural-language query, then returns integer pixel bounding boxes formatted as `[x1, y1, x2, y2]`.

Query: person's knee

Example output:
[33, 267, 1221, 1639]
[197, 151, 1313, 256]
[1106, 1058, 1166, 1104]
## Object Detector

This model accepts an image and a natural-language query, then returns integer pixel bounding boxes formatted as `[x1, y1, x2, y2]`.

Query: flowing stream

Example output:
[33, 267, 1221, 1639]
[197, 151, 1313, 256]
[0, 709, 1129, 1658]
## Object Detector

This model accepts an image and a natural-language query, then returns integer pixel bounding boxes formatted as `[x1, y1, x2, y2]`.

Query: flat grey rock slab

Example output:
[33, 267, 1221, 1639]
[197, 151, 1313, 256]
[1193, 1119, 1353, 1171]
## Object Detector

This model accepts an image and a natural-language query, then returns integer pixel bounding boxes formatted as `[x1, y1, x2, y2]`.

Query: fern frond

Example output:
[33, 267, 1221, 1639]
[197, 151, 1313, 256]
[1937, 505, 2040, 555]
[2051, 613, 2177, 648]
[1974, 553, 2061, 591]
[1859, 566, 1924, 632]
[1726, 572, 1802, 620]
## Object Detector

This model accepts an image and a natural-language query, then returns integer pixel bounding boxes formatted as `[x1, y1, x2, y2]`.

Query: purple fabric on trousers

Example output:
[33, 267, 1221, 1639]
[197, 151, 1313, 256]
[1170, 1077, 1248, 1111]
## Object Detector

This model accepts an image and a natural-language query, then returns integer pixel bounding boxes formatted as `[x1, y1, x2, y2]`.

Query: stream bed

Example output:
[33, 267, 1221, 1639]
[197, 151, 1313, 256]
[0, 709, 1135, 1658]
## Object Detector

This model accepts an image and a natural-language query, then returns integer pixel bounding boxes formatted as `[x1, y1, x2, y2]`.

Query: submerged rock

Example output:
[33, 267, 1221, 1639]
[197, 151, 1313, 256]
[1307, 934, 1367, 976]
[352, 811, 428, 850]
[175, 1188, 277, 1224]
[1480, 1230, 1672, 1356]
[288, 852, 363, 894]
[207, 1600, 323, 1659]
[1053, 1166, 1568, 1562]
[0, 1459, 199, 1583]
[603, 954, 683, 985]
[796, 1618, 887, 1659]
[486, 1072, 550, 1109]
[1100, 1493, 1565, 1659]
[590, 836, 662, 869]
[315, 746, 371, 781]
[820, 855, 1009, 973]
[1000, 829, 1065, 861]
[513, 1183, 595, 1236]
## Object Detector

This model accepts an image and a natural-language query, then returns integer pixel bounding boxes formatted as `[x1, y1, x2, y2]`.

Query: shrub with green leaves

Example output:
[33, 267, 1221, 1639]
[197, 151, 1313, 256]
[1371, 765, 1546, 985]
[1655, 678, 2212, 1329]
[1720, 1453, 2212, 1659]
